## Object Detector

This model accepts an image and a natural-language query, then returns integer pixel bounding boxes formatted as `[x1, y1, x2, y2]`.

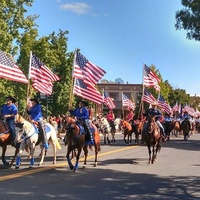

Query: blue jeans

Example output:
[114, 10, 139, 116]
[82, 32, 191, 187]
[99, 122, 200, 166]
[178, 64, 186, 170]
[6, 119, 16, 141]
[156, 120, 165, 136]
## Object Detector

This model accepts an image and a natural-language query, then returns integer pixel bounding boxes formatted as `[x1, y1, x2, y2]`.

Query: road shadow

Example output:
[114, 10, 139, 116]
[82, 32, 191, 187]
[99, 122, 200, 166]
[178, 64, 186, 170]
[0, 166, 200, 200]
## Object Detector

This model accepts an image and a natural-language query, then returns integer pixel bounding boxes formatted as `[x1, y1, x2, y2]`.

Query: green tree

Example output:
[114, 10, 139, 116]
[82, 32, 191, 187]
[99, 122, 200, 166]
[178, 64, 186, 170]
[175, 0, 200, 40]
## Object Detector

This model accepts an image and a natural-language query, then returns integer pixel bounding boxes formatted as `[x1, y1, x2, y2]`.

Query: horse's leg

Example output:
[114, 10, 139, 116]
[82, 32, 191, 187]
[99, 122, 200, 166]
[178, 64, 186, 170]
[93, 141, 99, 167]
[9, 147, 20, 167]
[15, 142, 26, 169]
[29, 143, 36, 168]
[130, 132, 132, 143]
[38, 144, 46, 166]
[49, 140, 57, 164]
[147, 144, 151, 164]
[66, 145, 74, 170]
[112, 128, 116, 143]
[107, 131, 111, 144]
[1, 145, 9, 166]
[124, 133, 127, 144]
[83, 145, 88, 168]
[103, 133, 106, 144]
[151, 144, 156, 164]
[74, 147, 82, 172]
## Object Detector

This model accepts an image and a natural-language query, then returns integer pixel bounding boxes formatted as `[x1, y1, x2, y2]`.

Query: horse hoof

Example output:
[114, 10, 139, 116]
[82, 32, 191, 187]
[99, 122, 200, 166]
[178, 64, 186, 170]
[53, 161, 56, 165]
[15, 166, 19, 169]
[29, 166, 33, 169]
[4, 162, 9, 166]
[70, 166, 74, 170]
[94, 163, 97, 167]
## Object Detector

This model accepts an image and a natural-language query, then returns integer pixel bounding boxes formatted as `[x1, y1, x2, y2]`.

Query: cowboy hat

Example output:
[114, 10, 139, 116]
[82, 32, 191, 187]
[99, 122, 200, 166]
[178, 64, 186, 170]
[151, 101, 157, 106]
[6, 96, 17, 103]
[30, 97, 40, 104]
[80, 99, 88, 106]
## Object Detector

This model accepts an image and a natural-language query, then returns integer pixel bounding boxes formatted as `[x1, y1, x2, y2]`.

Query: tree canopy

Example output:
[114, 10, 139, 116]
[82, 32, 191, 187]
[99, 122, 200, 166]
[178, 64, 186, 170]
[0, 0, 197, 117]
[175, 0, 200, 41]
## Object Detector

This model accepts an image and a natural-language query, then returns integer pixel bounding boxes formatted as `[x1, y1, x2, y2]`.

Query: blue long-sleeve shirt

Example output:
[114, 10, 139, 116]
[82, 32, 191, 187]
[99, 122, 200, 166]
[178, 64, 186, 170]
[27, 104, 43, 121]
[1, 103, 18, 120]
[69, 107, 89, 121]
[144, 108, 162, 121]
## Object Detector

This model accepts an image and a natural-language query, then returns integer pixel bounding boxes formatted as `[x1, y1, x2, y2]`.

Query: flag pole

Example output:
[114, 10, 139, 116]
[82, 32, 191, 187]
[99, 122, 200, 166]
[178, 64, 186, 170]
[138, 64, 145, 119]
[122, 92, 124, 119]
[26, 51, 32, 100]
[68, 49, 76, 109]
[22, 51, 32, 117]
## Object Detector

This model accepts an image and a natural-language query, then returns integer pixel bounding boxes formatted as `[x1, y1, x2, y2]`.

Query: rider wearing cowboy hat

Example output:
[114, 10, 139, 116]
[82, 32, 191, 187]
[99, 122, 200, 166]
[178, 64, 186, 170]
[26, 97, 49, 149]
[1, 96, 18, 146]
[69, 99, 94, 145]
[143, 101, 166, 142]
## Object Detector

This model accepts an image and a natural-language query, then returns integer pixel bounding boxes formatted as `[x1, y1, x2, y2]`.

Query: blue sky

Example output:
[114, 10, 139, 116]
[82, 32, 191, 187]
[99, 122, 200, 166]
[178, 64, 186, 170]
[27, 0, 200, 96]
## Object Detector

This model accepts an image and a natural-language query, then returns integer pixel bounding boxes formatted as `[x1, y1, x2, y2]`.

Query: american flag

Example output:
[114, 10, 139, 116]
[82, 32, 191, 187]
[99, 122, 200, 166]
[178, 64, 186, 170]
[143, 64, 160, 91]
[142, 88, 156, 104]
[157, 94, 172, 114]
[73, 78, 103, 105]
[122, 93, 135, 110]
[103, 90, 116, 110]
[172, 102, 179, 112]
[73, 51, 106, 85]
[0, 50, 28, 84]
[29, 54, 60, 95]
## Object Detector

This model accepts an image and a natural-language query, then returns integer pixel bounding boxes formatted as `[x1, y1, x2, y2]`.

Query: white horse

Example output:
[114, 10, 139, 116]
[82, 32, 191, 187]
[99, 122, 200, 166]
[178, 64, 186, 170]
[114, 118, 122, 132]
[99, 117, 116, 144]
[14, 114, 61, 169]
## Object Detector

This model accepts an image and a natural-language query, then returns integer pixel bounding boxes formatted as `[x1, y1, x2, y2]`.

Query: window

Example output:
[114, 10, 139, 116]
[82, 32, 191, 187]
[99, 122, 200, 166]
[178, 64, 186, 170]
[109, 92, 119, 101]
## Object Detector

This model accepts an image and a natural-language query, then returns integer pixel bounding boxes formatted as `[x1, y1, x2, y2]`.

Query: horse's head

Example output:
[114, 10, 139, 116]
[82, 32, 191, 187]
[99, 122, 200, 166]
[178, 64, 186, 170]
[14, 114, 25, 128]
[148, 117, 157, 133]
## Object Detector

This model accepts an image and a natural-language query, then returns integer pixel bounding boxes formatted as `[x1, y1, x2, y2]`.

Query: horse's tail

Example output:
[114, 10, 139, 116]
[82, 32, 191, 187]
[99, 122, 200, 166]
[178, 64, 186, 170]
[55, 139, 61, 150]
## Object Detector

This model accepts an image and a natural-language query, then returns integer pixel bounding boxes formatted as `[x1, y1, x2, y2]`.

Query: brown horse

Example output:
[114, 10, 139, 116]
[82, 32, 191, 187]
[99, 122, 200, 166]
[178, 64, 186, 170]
[142, 117, 162, 164]
[120, 120, 133, 144]
[0, 119, 19, 167]
[64, 116, 101, 172]
[134, 119, 144, 144]
[173, 120, 181, 137]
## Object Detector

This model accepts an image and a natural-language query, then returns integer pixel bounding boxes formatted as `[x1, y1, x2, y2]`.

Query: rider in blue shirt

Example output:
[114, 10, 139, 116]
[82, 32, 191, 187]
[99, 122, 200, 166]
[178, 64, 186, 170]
[69, 100, 94, 145]
[143, 101, 166, 142]
[1, 96, 18, 146]
[27, 97, 48, 149]
[164, 113, 172, 122]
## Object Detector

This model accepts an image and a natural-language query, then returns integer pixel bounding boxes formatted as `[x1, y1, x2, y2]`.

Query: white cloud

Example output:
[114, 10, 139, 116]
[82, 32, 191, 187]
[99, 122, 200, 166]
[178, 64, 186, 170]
[59, 2, 92, 14]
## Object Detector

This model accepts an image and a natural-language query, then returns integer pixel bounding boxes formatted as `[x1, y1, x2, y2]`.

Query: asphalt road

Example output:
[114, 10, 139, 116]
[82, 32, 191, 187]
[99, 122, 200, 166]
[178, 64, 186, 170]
[0, 132, 200, 200]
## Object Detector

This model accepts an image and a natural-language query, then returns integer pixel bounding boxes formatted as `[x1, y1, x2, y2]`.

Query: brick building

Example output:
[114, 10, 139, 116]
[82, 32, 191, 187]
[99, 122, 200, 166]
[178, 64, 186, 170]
[97, 83, 142, 118]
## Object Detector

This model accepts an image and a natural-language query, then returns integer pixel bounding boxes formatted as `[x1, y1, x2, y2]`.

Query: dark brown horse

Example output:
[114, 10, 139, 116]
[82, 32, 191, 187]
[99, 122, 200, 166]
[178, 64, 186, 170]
[142, 117, 162, 164]
[64, 116, 101, 172]
[181, 118, 191, 141]
[0, 119, 19, 167]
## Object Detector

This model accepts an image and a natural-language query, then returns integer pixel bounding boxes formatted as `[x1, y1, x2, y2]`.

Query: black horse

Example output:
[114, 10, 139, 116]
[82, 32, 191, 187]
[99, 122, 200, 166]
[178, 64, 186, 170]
[163, 120, 174, 141]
